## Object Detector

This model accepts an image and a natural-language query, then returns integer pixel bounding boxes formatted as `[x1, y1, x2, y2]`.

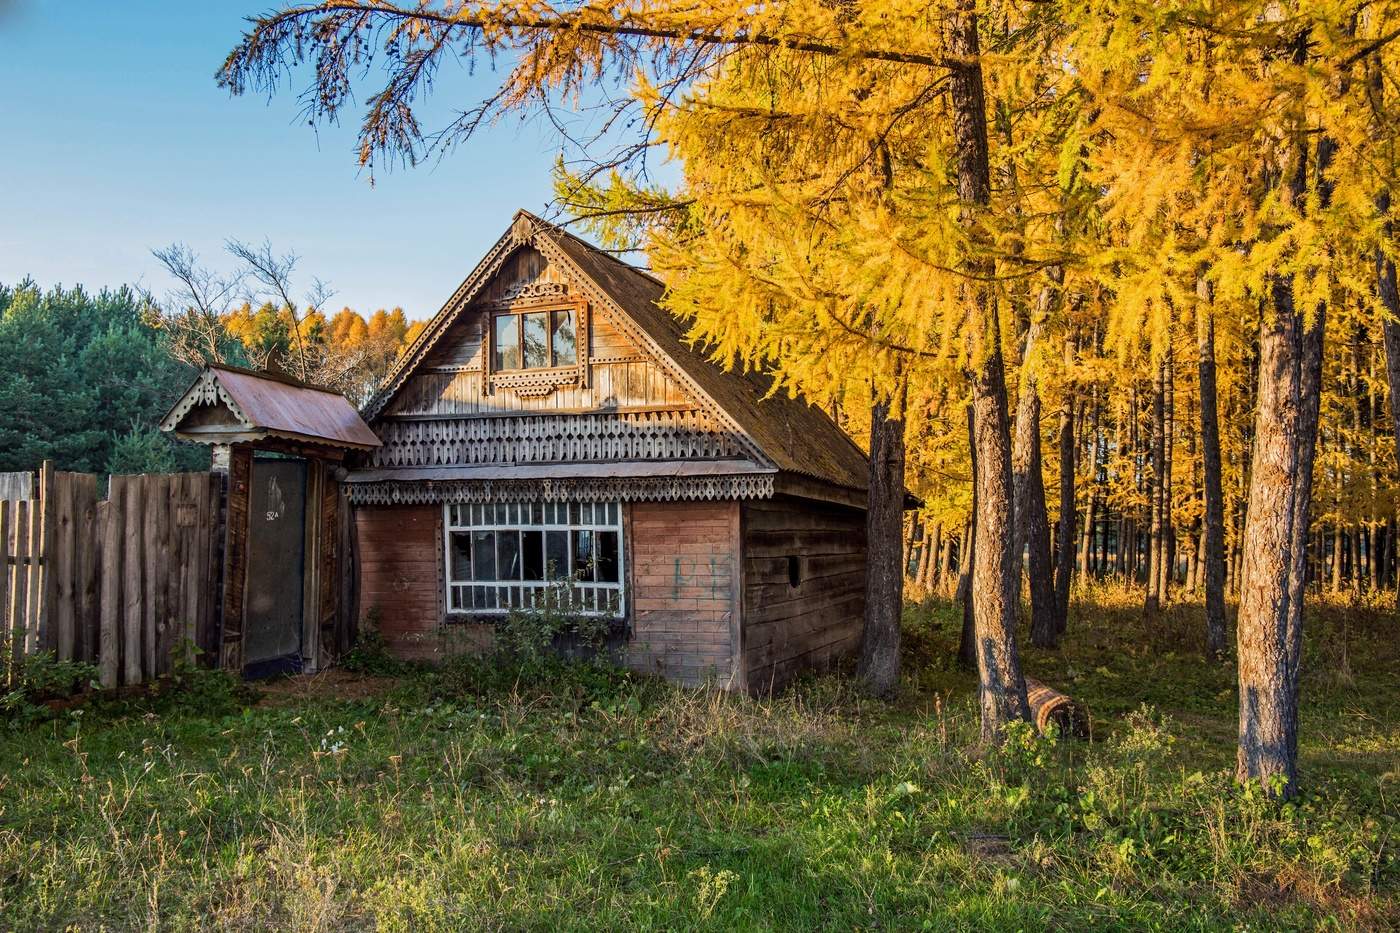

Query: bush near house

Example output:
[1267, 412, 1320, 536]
[0, 593, 1395, 930]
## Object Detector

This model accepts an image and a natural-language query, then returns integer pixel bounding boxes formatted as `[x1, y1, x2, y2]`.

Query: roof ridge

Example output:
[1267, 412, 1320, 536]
[209, 362, 344, 396]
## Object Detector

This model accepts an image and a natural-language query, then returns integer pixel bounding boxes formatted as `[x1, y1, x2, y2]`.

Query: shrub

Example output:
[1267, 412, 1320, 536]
[494, 575, 613, 662]
[342, 607, 413, 676]
[1, 651, 99, 723]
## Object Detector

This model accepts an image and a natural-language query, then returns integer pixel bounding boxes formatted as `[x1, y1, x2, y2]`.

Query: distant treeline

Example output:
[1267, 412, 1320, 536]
[0, 280, 420, 475]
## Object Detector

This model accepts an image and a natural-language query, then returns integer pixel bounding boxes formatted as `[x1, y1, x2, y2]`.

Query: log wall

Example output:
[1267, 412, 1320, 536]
[741, 495, 866, 693]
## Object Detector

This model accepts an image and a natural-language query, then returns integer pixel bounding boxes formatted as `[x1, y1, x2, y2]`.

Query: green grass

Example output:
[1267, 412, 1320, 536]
[1, 591, 1396, 930]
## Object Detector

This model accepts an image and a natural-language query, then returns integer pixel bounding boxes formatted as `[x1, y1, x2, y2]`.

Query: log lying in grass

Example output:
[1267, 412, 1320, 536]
[1025, 677, 1090, 738]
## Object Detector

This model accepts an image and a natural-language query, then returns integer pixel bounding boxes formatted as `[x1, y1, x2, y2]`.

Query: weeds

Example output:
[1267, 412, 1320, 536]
[0, 593, 1395, 929]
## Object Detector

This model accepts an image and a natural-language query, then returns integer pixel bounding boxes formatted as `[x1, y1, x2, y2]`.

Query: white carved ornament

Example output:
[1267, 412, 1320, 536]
[347, 474, 775, 506]
[160, 370, 252, 433]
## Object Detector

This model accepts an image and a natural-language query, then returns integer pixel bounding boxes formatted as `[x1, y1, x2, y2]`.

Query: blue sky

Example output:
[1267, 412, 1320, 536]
[0, 1, 628, 320]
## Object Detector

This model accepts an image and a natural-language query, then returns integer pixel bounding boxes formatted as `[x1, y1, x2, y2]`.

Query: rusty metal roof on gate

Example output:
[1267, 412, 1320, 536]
[161, 364, 382, 450]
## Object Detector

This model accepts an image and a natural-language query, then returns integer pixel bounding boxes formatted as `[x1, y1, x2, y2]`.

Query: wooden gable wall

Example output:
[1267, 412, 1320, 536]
[384, 247, 696, 417]
[367, 246, 750, 469]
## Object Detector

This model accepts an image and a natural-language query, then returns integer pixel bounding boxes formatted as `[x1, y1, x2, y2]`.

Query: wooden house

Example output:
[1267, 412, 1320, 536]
[348, 211, 873, 692]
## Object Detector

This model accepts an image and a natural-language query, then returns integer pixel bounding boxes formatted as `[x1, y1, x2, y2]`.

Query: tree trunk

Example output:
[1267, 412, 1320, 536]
[1375, 192, 1400, 609]
[917, 522, 938, 594]
[1236, 117, 1327, 798]
[858, 391, 906, 699]
[938, 530, 955, 596]
[1053, 356, 1076, 635]
[1012, 318, 1057, 646]
[946, 0, 1030, 740]
[1198, 283, 1229, 658]
[1162, 358, 1176, 594]
[1146, 360, 1165, 615]
[957, 412, 977, 669]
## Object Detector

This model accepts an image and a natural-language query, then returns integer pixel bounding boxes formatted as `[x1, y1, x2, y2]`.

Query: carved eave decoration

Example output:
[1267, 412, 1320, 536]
[347, 473, 775, 506]
[364, 211, 772, 471]
[160, 369, 250, 434]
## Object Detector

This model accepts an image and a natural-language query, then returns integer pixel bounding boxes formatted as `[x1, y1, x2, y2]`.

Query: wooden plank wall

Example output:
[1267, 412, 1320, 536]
[0, 467, 221, 689]
[626, 500, 739, 688]
[741, 496, 867, 694]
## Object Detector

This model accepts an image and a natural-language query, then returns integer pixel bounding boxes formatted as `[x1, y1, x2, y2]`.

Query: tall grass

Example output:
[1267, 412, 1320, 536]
[0, 594, 1395, 930]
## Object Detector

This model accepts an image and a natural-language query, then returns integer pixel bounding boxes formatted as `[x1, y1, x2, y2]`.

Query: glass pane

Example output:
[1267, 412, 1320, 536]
[472, 531, 496, 581]
[492, 315, 520, 370]
[545, 530, 569, 580]
[523, 312, 549, 368]
[573, 529, 594, 579]
[497, 531, 521, 580]
[532, 502, 544, 524]
[450, 532, 472, 582]
[450, 586, 463, 611]
[596, 531, 619, 583]
[551, 310, 577, 366]
[522, 530, 544, 581]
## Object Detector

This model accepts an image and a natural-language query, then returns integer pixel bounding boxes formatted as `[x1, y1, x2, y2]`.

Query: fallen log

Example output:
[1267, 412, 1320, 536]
[1025, 677, 1090, 738]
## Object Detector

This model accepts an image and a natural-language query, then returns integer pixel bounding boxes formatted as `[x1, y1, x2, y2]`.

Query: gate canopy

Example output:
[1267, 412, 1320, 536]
[161, 365, 381, 454]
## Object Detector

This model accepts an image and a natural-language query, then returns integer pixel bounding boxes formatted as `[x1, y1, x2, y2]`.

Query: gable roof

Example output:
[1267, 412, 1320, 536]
[366, 211, 869, 493]
[163, 364, 381, 451]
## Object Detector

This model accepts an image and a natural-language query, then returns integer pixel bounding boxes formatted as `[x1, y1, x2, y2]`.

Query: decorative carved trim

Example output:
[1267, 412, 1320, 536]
[489, 367, 579, 399]
[482, 280, 569, 308]
[483, 300, 588, 400]
[160, 370, 252, 432]
[527, 230, 772, 469]
[366, 213, 775, 478]
[366, 411, 746, 468]
[347, 473, 775, 506]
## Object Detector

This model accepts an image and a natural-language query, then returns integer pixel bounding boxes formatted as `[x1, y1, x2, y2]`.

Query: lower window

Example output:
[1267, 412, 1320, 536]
[444, 501, 624, 616]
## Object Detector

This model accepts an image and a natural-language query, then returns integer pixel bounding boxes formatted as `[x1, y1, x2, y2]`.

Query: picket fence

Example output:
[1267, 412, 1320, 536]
[1, 464, 223, 689]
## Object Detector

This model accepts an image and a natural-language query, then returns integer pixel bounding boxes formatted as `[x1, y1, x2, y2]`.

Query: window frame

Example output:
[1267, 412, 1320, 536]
[488, 305, 580, 373]
[442, 500, 626, 618]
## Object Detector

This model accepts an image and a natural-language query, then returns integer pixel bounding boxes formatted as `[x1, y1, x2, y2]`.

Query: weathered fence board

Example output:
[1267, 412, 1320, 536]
[99, 499, 118, 688]
[1, 465, 222, 688]
[0, 471, 32, 502]
[0, 501, 10, 678]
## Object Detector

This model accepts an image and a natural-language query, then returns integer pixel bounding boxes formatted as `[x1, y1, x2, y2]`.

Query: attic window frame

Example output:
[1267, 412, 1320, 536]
[484, 300, 589, 396]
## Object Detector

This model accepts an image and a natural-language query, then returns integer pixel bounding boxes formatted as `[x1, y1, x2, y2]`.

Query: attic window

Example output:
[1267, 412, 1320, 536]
[491, 308, 577, 371]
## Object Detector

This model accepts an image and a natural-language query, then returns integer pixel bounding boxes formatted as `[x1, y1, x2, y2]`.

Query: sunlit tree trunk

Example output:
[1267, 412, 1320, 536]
[1374, 190, 1400, 609]
[946, 0, 1030, 738]
[1012, 318, 1057, 646]
[1237, 115, 1327, 799]
[1146, 360, 1165, 615]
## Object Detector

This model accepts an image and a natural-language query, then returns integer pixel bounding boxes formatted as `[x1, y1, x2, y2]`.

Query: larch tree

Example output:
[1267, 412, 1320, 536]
[1065, 0, 1400, 795]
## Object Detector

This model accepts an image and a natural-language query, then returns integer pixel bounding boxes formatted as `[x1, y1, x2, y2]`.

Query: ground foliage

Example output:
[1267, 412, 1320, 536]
[0, 593, 1394, 930]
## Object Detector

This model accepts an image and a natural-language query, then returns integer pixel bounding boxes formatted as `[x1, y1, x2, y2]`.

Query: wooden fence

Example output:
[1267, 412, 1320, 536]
[2, 464, 223, 688]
